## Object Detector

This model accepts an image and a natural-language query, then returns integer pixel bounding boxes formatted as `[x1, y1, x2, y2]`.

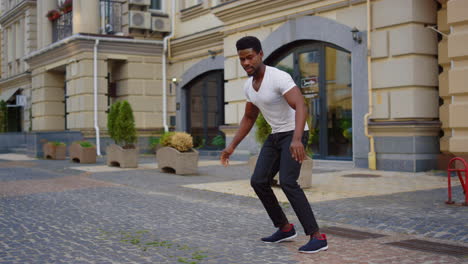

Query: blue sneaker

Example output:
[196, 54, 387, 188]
[298, 234, 328, 253]
[261, 224, 297, 243]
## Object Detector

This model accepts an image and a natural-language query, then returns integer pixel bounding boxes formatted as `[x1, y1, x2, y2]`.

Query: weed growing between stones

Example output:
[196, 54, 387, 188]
[97, 229, 209, 263]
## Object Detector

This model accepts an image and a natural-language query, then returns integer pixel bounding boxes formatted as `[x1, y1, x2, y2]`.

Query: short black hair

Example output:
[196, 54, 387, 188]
[236, 36, 262, 53]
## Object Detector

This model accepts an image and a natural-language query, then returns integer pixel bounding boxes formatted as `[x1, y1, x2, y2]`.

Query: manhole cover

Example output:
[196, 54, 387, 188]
[386, 239, 468, 257]
[342, 174, 381, 178]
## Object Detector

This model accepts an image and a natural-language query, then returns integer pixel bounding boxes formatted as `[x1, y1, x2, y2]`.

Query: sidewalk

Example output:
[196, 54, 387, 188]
[0, 153, 467, 263]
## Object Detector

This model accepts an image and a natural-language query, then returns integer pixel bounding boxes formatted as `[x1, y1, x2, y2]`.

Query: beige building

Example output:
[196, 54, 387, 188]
[0, 0, 467, 172]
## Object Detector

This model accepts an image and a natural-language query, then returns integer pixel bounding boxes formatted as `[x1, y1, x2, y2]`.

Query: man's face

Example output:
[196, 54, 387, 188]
[238, 48, 263, 76]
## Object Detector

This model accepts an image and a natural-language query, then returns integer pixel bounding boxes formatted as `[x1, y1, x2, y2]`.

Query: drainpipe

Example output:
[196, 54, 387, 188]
[94, 39, 102, 156]
[162, 0, 176, 133]
[364, 0, 376, 170]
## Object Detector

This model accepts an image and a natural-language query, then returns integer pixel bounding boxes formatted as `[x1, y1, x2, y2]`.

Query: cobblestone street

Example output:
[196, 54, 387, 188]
[1, 156, 467, 263]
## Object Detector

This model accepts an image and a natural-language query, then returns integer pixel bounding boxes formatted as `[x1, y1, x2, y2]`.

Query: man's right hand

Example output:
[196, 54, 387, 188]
[220, 146, 234, 167]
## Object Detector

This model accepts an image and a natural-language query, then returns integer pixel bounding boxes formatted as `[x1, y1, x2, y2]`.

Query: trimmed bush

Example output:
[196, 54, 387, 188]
[118, 101, 137, 148]
[51, 141, 66, 147]
[255, 112, 314, 156]
[107, 100, 137, 148]
[169, 132, 193, 152]
[78, 141, 94, 148]
[107, 101, 122, 144]
[161, 131, 193, 152]
[160, 132, 175, 147]
[255, 113, 271, 145]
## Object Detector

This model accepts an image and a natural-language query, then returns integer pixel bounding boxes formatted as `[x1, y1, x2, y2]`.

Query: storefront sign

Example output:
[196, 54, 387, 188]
[301, 76, 318, 88]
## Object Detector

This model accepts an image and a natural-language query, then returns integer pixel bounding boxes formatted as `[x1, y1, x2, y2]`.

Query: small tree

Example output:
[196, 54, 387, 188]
[116, 101, 137, 148]
[107, 101, 122, 144]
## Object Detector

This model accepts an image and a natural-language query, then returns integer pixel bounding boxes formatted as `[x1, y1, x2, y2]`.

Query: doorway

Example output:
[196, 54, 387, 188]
[185, 70, 225, 149]
[269, 42, 352, 160]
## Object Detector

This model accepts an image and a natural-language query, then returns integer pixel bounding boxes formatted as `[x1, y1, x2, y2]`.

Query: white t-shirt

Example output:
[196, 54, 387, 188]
[244, 66, 309, 134]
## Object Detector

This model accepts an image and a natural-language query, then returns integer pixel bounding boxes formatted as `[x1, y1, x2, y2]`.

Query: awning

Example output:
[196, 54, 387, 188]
[0, 88, 19, 102]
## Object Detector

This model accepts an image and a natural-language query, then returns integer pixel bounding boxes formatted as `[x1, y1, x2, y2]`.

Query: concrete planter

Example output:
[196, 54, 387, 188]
[70, 143, 97, 164]
[43, 142, 67, 160]
[106, 144, 138, 168]
[156, 146, 199, 175]
[248, 155, 313, 189]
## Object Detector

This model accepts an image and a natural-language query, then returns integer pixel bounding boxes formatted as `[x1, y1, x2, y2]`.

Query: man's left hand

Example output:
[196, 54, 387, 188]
[290, 139, 305, 163]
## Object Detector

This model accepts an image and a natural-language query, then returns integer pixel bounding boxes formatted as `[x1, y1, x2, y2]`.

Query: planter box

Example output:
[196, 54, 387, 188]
[248, 155, 313, 189]
[106, 144, 138, 168]
[70, 143, 97, 164]
[43, 143, 66, 160]
[156, 147, 199, 175]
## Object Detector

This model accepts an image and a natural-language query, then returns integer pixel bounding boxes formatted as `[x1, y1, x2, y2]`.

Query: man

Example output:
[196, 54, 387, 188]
[220, 36, 328, 254]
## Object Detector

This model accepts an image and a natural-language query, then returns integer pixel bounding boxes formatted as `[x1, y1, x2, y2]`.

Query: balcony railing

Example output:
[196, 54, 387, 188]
[100, 0, 123, 34]
[52, 12, 73, 42]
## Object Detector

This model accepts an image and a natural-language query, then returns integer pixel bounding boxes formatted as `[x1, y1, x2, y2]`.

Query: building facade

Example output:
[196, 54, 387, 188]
[0, 0, 467, 172]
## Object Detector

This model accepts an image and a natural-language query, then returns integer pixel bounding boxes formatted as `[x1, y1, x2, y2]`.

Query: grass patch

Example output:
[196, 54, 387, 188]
[98, 229, 209, 263]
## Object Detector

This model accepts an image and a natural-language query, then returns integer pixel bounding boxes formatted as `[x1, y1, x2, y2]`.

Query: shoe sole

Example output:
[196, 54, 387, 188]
[299, 245, 328, 254]
[262, 233, 297, 243]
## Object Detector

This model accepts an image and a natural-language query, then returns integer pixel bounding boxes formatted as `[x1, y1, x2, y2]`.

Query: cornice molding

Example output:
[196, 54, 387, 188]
[26, 38, 163, 69]
[171, 28, 224, 58]
[212, 0, 365, 26]
[180, 3, 210, 22]
[0, 0, 36, 26]
[212, 0, 308, 24]
[0, 72, 31, 87]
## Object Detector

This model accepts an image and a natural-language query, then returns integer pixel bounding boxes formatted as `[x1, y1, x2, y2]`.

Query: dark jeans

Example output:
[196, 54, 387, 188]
[250, 130, 319, 235]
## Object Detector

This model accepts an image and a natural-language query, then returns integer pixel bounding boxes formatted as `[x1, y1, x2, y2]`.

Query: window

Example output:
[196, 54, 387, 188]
[150, 0, 162, 10]
[181, 0, 202, 10]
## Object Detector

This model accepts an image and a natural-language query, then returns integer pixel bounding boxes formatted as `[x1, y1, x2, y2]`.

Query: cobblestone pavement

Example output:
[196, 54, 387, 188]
[0, 156, 467, 263]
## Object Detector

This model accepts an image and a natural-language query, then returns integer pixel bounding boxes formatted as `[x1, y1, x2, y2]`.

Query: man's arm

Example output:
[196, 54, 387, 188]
[220, 102, 260, 166]
[283, 86, 308, 163]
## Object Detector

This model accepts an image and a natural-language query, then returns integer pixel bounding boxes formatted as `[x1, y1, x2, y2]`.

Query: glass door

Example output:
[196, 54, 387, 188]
[271, 42, 352, 160]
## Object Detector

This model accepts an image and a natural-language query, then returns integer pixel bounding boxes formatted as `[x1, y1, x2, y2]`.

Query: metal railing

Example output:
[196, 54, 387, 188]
[52, 12, 73, 42]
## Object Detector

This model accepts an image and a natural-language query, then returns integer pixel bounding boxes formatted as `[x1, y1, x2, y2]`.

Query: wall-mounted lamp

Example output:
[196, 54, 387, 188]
[351, 27, 362, 44]
[170, 78, 178, 95]
[207, 49, 217, 59]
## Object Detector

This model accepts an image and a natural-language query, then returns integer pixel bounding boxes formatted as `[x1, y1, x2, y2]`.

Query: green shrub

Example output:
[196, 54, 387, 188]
[107, 101, 137, 148]
[148, 136, 160, 149]
[211, 135, 225, 147]
[78, 141, 94, 148]
[51, 141, 66, 146]
[255, 113, 271, 145]
[255, 112, 315, 156]
[117, 101, 137, 148]
[107, 101, 122, 144]
[160, 132, 174, 147]
[169, 132, 193, 152]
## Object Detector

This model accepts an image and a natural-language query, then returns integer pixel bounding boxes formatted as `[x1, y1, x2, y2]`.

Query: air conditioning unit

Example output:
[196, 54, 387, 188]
[129, 11, 151, 29]
[129, 0, 150, 6]
[151, 16, 171, 32]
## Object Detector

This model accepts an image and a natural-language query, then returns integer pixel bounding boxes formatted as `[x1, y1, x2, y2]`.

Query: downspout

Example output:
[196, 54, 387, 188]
[162, 0, 176, 132]
[94, 39, 102, 156]
[364, 0, 376, 170]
